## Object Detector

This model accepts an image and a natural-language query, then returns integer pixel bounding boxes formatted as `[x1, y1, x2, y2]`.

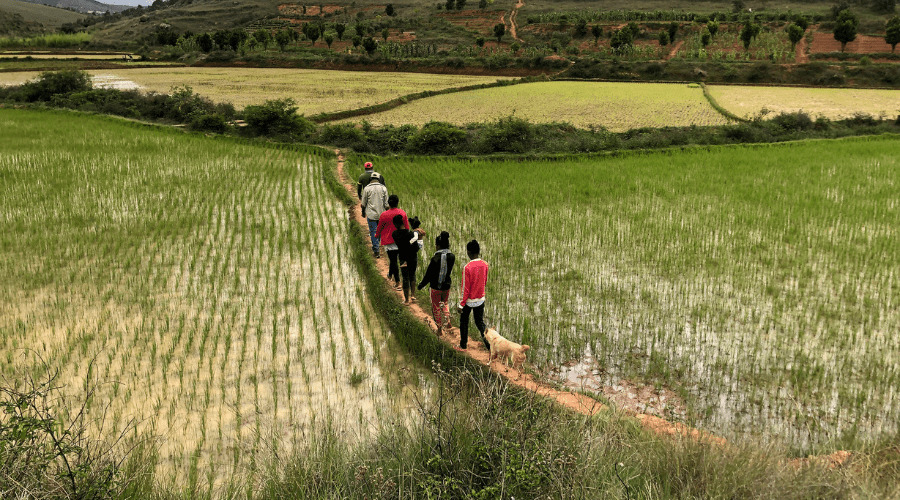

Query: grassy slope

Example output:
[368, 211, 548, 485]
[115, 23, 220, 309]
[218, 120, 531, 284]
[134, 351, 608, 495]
[0, 0, 84, 31]
[366, 135, 900, 450]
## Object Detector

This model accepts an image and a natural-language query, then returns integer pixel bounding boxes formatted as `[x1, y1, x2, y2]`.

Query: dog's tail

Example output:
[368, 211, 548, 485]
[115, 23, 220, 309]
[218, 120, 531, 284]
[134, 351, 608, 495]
[522, 345, 531, 351]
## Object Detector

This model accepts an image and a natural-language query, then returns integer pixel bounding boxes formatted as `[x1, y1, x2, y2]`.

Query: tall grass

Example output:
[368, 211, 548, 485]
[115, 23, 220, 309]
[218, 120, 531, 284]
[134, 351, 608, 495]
[362, 135, 900, 452]
[0, 33, 91, 49]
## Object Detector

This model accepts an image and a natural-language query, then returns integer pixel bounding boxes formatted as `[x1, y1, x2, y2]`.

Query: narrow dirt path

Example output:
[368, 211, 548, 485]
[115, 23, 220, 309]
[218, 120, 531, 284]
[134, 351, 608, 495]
[336, 152, 738, 446]
[795, 37, 809, 63]
[666, 40, 684, 60]
[508, 0, 524, 43]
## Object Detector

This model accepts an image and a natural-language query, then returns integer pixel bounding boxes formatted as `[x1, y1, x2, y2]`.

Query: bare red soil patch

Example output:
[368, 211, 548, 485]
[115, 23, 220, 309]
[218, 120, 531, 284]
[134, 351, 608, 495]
[809, 29, 892, 54]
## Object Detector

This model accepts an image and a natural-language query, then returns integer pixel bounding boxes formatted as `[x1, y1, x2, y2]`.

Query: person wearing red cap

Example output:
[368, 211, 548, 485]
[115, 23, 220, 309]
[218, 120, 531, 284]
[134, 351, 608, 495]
[357, 161, 386, 199]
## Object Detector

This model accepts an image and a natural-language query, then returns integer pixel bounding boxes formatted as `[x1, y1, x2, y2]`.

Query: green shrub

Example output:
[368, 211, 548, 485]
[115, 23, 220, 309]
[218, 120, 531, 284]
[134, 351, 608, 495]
[189, 113, 229, 133]
[476, 116, 535, 153]
[406, 121, 467, 154]
[21, 70, 91, 102]
[243, 98, 315, 140]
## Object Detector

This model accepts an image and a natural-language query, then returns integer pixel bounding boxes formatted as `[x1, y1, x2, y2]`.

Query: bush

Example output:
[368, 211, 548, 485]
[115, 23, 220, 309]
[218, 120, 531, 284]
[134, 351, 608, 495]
[21, 70, 91, 102]
[406, 121, 467, 154]
[770, 111, 814, 132]
[243, 98, 315, 140]
[476, 116, 535, 153]
[189, 113, 229, 133]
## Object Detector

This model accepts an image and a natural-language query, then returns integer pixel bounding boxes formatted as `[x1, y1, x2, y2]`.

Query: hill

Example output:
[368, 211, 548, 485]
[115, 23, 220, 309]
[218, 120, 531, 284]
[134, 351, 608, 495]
[0, 0, 85, 34]
[88, 0, 282, 45]
[17, 0, 128, 14]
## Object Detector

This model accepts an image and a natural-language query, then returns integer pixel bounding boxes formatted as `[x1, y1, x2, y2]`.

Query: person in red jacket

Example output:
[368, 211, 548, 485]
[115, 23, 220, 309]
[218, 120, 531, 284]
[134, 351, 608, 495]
[457, 239, 489, 351]
[376, 194, 408, 290]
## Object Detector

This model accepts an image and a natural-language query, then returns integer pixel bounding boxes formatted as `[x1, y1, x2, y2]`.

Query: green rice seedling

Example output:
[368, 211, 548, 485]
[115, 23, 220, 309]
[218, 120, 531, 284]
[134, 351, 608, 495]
[0, 108, 429, 490]
[366, 135, 900, 452]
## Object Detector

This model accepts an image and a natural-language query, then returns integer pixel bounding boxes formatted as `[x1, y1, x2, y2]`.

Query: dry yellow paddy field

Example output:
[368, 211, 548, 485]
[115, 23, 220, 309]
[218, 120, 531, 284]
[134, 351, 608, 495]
[338, 81, 731, 131]
[707, 85, 900, 120]
[0, 67, 509, 113]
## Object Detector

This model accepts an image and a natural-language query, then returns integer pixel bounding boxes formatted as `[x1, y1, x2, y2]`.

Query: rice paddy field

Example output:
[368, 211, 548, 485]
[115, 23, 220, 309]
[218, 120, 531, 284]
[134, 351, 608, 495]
[707, 85, 900, 121]
[371, 135, 900, 450]
[0, 68, 510, 113]
[0, 108, 428, 492]
[338, 81, 733, 131]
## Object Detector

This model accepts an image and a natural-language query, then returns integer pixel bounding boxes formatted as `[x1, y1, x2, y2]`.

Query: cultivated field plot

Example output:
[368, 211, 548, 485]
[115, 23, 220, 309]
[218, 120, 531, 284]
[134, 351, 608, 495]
[372, 136, 900, 448]
[707, 85, 900, 120]
[340, 81, 732, 131]
[0, 68, 509, 112]
[0, 109, 425, 491]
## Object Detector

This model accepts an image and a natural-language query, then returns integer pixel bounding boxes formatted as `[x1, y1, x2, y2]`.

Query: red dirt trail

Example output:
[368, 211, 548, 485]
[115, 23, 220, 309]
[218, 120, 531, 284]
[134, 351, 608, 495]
[508, 0, 524, 43]
[336, 153, 852, 468]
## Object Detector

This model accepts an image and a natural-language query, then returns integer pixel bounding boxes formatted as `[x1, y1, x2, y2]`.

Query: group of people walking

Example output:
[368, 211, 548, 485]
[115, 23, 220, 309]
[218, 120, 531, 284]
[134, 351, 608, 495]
[358, 162, 490, 351]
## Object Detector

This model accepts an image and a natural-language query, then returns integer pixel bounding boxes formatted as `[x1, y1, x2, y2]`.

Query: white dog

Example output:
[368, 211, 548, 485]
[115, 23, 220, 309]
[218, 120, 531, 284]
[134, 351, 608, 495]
[484, 328, 530, 371]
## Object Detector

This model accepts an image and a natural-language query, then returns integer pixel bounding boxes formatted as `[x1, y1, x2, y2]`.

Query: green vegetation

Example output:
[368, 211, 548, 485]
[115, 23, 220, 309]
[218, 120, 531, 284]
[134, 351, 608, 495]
[0, 0, 85, 35]
[0, 32, 91, 49]
[367, 135, 900, 450]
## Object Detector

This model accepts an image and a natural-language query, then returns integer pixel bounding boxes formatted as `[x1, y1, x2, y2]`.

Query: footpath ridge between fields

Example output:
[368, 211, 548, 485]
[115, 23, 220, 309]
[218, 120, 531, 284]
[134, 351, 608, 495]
[333, 151, 858, 470]
[335, 151, 732, 446]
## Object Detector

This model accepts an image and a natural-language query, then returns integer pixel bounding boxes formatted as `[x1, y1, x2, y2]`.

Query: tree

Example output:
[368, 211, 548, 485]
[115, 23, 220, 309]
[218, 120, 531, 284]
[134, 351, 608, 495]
[573, 18, 588, 38]
[701, 28, 711, 47]
[591, 24, 602, 42]
[833, 8, 858, 52]
[306, 24, 321, 45]
[667, 21, 678, 42]
[253, 29, 271, 50]
[625, 21, 640, 39]
[324, 32, 335, 48]
[475, 36, 485, 47]
[658, 30, 669, 46]
[212, 30, 229, 49]
[478, 0, 487, 8]
[385, 3, 395, 16]
[610, 28, 634, 52]
[197, 32, 213, 52]
[352, 35, 362, 48]
[227, 29, 246, 51]
[445, 0, 455, 10]
[493, 22, 505, 43]
[456, 0, 466, 9]
[792, 14, 809, 31]
[362, 36, 377, 55]
[707, 20, 719, 37]
[886, 16, 900, 52]
[732, 0, 745, 13]
[787, 23, 805, 50]
[381, 28, 389, 42]
[335, 23, 346, 40]
[740, 21, 760, 50]
[275, 29, 293, 51]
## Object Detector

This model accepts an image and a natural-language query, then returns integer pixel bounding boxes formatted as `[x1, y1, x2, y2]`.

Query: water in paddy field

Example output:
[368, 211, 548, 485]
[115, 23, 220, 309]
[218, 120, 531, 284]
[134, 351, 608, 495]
[0, 119, 431, 492]
[384, 145, 900, 451]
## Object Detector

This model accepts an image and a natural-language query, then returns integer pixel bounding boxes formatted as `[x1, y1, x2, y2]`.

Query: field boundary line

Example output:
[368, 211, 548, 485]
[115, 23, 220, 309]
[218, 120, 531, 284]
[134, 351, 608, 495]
[699, 82, 748, 123]
[310, 76, 546, 123]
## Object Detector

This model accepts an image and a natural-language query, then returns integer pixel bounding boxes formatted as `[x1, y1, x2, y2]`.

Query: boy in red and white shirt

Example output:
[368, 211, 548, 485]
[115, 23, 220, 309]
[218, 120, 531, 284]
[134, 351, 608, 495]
[457, 239, 489, 351]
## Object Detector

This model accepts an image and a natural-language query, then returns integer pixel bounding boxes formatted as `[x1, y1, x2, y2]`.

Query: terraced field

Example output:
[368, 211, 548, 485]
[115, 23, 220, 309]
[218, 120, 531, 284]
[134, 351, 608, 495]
[707, 85, 900, 120]
[339, 81, 732, 131]
[371, 135, 900, 448]
[0, 109, 425, 491]
[0, 68, 510, 113]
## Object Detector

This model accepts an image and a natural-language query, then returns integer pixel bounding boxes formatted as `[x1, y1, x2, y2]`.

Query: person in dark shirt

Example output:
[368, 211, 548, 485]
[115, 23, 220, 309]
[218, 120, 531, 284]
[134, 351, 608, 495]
[391, 214, 418, 304]
[418, 231, 455, 335]
[357, 161, 386, 199]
